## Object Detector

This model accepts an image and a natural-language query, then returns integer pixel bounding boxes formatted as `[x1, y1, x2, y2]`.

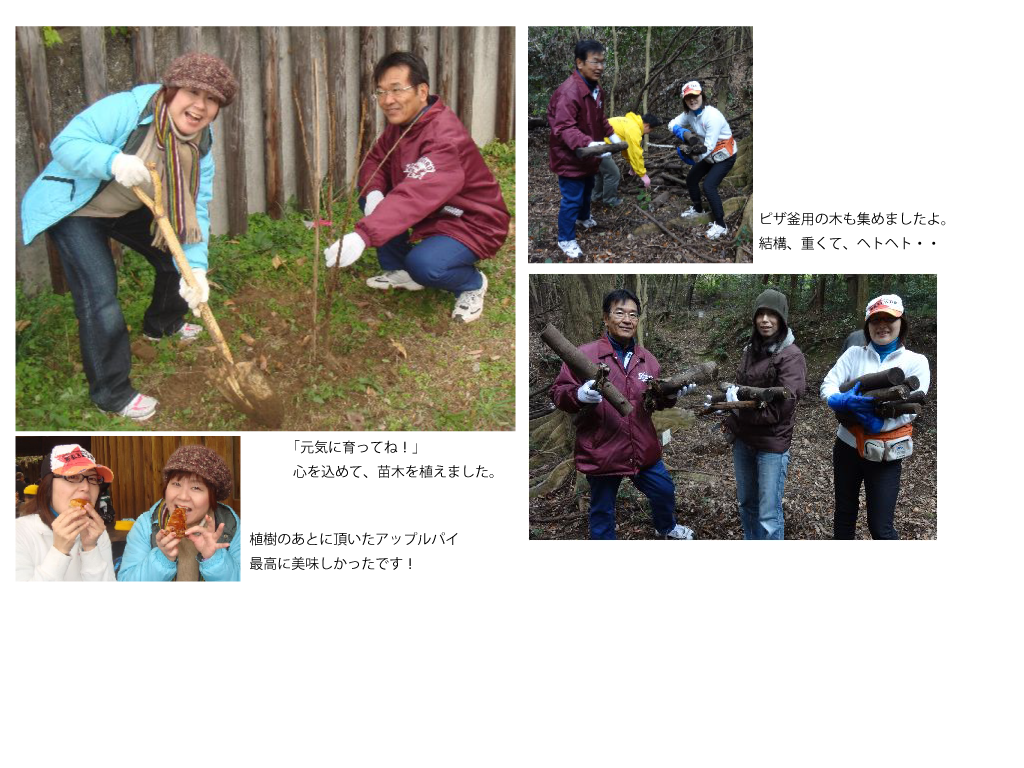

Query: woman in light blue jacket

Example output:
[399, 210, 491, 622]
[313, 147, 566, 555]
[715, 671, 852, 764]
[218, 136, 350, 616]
[118, 444, 240, 582]
[21, 52, 237, 422]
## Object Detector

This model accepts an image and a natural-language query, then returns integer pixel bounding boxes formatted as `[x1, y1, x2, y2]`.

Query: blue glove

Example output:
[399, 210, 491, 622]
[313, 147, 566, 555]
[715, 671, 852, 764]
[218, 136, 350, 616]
[826, 382, 861, 412]
[847, 391, 885, 433]
[853, 410, 885, 434]
[671, 124, 689, 142]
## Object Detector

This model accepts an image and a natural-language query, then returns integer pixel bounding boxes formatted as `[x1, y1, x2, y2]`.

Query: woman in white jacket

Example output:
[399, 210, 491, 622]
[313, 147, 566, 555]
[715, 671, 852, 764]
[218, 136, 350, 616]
[668, 81, 738, 240]
[15, 444, 116, 581]
[820, 295, 931, 539]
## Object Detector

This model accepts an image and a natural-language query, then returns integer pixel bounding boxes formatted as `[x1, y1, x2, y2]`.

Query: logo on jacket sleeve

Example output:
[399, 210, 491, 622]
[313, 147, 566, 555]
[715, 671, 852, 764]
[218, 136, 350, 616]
[404, 156, 435, 180]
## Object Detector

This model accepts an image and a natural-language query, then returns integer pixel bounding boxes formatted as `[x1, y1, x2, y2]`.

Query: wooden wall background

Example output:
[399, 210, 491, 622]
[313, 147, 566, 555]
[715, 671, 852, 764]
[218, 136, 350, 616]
[15, 26, 516, 293]
[90, 435, 241, 521]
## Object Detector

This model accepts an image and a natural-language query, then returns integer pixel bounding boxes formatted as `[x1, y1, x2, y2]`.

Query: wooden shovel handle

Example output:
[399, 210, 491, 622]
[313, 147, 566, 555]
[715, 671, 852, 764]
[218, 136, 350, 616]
[132, 165, 236, 366]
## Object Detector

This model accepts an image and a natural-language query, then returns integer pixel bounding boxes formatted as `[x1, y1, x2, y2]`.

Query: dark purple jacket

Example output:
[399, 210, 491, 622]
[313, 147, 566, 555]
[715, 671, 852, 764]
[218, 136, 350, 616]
[724, 330, 807, 452]
[550, 336, 664, 476]
[547, 70, 614, 178]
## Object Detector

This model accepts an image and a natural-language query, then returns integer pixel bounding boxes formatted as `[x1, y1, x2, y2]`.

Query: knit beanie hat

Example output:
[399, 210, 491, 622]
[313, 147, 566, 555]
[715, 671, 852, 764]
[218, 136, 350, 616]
[753, 289, 789, 325]
[163, 445, 232, 500]
[163, 52, 238, 107]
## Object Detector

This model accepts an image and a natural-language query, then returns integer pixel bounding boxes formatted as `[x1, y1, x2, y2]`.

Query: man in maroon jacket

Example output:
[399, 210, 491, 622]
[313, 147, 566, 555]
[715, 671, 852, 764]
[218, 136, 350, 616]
[550, 288, 696, 540]
[325, 52, 510, 324]
[547, 40, 619, 260]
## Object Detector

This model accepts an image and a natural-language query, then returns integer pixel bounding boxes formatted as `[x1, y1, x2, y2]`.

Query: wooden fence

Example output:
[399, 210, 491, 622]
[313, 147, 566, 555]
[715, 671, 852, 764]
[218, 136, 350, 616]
[15, 26, 516, 293]
[90, 435, 241, 521]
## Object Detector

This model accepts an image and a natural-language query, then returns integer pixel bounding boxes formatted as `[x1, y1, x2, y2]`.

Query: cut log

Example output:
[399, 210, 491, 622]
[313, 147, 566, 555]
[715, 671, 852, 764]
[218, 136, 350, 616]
[861, 384, 912, 403]
[646, 362, 719, 410]
[839, 368, 904, 393]
[875, 402, 922, 418]
[538, 324, 632, 417]
[717, 382, 792, 402]
[575, 141, 628, 159]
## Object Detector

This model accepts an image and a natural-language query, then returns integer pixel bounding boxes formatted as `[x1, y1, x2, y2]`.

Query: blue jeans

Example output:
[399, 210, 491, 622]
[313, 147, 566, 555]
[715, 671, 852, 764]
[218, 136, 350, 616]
[377, 233, 481, 294]
[586, 459, 677, 540]
[732, 441, 790, 540]
[556, 175, 595, 241]
[47, 208, 189, 412]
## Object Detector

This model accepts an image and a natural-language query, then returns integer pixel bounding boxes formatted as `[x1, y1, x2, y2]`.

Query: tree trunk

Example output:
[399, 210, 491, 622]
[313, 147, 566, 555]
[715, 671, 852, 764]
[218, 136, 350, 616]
[642, 26, 651, 154]
[609, 27, 618, 116]
[562, 275, 616, 344]
[856, 274, 870, 315]
[624, 274, 650, 348]
[810, 275, 826, 312]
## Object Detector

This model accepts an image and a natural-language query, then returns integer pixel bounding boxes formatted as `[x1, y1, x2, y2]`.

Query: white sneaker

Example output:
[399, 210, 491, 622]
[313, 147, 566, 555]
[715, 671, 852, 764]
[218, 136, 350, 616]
[452, 273, 488, 324]
[109, 393, 158, 422]
[365, 270, 425, 291]
[144, 322, 203, 342]
[557, 240, 583, 259]
[705, 222, 728, 240]
[680, 206, 700, 218]
[663, 524, 695, 540]
[577, 216, 597, 229]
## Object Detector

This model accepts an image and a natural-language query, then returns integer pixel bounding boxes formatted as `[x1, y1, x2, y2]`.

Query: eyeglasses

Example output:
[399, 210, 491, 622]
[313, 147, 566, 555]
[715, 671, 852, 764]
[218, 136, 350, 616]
[868, 315, 899, 324]
[610, 310, 640, 320]
[56, 474, 103, 486]
[373, 85, 416, 101]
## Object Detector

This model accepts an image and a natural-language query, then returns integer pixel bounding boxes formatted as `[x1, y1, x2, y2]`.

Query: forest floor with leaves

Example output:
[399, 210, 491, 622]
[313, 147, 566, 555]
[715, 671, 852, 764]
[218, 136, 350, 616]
[527, 128, 750, 264]
[16, 142, 516, 432]
[528, 306, 938, 540]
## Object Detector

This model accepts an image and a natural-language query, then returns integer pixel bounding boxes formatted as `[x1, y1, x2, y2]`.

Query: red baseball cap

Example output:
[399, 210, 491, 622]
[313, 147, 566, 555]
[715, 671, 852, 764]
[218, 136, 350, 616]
[50, 444, 114, 483]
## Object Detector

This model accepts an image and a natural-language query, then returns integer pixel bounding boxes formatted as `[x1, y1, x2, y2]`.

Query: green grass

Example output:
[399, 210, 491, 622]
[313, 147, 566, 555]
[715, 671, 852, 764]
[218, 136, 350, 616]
[16, 140, 517, 431]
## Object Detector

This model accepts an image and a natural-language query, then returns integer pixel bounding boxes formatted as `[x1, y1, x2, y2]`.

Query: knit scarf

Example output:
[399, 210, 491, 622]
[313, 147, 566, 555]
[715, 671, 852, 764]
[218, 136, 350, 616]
[151, 91, 202, 249]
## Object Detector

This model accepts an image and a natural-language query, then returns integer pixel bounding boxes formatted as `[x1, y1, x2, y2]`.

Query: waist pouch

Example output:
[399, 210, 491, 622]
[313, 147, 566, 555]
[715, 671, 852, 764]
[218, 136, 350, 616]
[710, 136, 737, 163]
[849, 423, 913, 462]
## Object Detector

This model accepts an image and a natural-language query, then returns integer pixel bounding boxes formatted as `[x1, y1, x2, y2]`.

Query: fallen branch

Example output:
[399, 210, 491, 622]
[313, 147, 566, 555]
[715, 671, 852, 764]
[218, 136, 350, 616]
[633, 203, 694, 259]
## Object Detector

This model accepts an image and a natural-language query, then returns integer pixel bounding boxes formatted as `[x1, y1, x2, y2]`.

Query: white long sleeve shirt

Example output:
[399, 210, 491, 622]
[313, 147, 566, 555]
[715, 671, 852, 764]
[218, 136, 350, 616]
[820, 344, 931, 449]
[15, 514, 116, 581]
[667, 105, 735, 163]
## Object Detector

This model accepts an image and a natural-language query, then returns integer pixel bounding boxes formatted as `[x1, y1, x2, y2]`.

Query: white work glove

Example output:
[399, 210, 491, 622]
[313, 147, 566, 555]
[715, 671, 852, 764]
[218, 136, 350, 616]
[587, 140, 612, 159]
[178, 268, 209, 316]
[577, 380, 603, 404]
[725, 385, 740, 403]
[364, 190, 385, 216]
[676, 383, 697, 398]
[324, 232, 366, 268]
[704, 392, 724, 416]
[111, 152, 151, 188]
[609, 133, 622, 145]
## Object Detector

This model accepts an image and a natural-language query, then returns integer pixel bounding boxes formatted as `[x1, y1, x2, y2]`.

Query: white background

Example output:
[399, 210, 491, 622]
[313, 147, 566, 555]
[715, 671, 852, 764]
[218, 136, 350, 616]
[4, 4, 1020, 766]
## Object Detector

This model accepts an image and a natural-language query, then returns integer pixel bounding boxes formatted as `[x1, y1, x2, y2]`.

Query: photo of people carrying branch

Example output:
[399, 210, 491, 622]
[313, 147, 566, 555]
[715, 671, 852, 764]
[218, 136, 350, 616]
[16, 27, 514, 431]
[528, 27, 752, 263]
[529, 275, 937, 540]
